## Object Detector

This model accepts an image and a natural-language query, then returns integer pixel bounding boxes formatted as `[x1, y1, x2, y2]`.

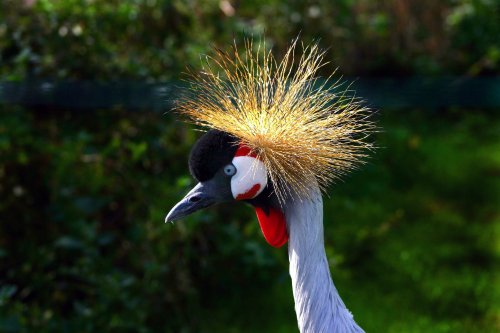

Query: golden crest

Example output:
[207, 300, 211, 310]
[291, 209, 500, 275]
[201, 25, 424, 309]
[177, 39, 376, 203]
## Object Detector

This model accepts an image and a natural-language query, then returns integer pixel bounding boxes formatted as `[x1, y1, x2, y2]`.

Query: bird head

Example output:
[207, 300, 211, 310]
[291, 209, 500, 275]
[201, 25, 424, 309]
[164, 39, 374, 248]
[165, 129, 288, 247]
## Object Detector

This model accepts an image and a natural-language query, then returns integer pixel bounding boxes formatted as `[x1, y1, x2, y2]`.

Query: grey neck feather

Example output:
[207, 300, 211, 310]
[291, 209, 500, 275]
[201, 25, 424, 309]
[285, 185, 364, 333]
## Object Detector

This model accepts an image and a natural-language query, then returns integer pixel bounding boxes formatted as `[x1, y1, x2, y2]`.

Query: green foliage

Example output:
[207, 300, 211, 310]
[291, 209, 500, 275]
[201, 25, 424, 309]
[1, 0, 499, 80]
[0, 106, 498, 332]
[0, 1, 499, 332]
[324, 110, 499, 332]
[0, 106, 286, 332]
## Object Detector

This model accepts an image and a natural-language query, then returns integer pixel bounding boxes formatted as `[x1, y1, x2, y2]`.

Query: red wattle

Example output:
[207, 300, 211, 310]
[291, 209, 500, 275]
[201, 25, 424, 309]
[254, 206, 288, 248]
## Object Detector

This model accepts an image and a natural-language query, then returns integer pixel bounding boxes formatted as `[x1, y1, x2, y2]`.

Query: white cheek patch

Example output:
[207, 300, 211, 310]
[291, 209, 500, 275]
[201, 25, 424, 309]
[231, 156, 267, 200]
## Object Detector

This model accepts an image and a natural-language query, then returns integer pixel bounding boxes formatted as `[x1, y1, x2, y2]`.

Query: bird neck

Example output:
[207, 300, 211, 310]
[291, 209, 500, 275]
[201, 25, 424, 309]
[285, 186, 364, 333]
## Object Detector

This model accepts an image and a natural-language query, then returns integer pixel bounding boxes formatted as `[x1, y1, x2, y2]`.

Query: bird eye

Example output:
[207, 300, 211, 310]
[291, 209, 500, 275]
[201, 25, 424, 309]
[223, 164, 237, 176]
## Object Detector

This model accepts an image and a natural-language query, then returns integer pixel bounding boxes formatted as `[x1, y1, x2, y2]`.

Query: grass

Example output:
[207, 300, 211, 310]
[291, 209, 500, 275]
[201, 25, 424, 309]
[196, 109, 499, 332]
[0, 107, 497, 332]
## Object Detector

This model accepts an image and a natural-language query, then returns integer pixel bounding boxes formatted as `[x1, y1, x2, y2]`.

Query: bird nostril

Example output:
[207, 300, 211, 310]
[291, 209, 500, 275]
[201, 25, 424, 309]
[188, 196, 201, 203]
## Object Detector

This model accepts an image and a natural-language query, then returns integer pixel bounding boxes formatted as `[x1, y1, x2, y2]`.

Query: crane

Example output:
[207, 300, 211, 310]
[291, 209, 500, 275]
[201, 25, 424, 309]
[165, 39, 375, 333]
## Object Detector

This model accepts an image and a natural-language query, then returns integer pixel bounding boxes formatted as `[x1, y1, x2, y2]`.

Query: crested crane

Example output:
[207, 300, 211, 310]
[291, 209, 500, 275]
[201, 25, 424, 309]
[166, 40, 374, 333]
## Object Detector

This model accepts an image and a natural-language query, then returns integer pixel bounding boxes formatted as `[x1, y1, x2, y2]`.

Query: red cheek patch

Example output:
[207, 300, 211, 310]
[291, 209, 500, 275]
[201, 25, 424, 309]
[235, 144, 258, 158]
[255, 206, 288, 248]
[236, 184, 261, 201]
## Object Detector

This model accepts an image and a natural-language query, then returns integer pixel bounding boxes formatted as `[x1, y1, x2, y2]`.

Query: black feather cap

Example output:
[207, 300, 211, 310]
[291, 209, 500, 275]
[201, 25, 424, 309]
[188, 130, 239, 182]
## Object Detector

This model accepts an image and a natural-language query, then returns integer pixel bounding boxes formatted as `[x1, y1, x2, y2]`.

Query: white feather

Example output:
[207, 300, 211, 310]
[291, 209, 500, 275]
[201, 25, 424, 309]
[231, 156, 267, 199]
[286, 184, 365, 333]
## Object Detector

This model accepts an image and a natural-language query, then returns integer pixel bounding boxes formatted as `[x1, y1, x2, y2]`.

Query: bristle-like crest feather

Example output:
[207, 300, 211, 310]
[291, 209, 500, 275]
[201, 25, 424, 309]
[178, 39, 376, 203]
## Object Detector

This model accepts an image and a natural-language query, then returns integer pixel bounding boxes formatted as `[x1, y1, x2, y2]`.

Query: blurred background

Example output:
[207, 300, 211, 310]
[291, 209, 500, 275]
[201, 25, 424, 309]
[0, 0, 499, 332]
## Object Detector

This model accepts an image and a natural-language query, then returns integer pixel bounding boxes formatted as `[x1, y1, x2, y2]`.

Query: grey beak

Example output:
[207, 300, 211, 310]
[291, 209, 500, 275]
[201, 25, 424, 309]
[165, 182, 217, 223]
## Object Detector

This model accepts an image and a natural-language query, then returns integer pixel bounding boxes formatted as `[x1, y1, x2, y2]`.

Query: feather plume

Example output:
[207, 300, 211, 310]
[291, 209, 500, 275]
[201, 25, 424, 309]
[177, 39, 375, 203]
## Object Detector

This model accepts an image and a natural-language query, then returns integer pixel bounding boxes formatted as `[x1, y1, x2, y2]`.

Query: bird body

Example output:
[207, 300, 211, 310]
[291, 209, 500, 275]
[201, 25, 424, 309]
[165, 39, 374, 332]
